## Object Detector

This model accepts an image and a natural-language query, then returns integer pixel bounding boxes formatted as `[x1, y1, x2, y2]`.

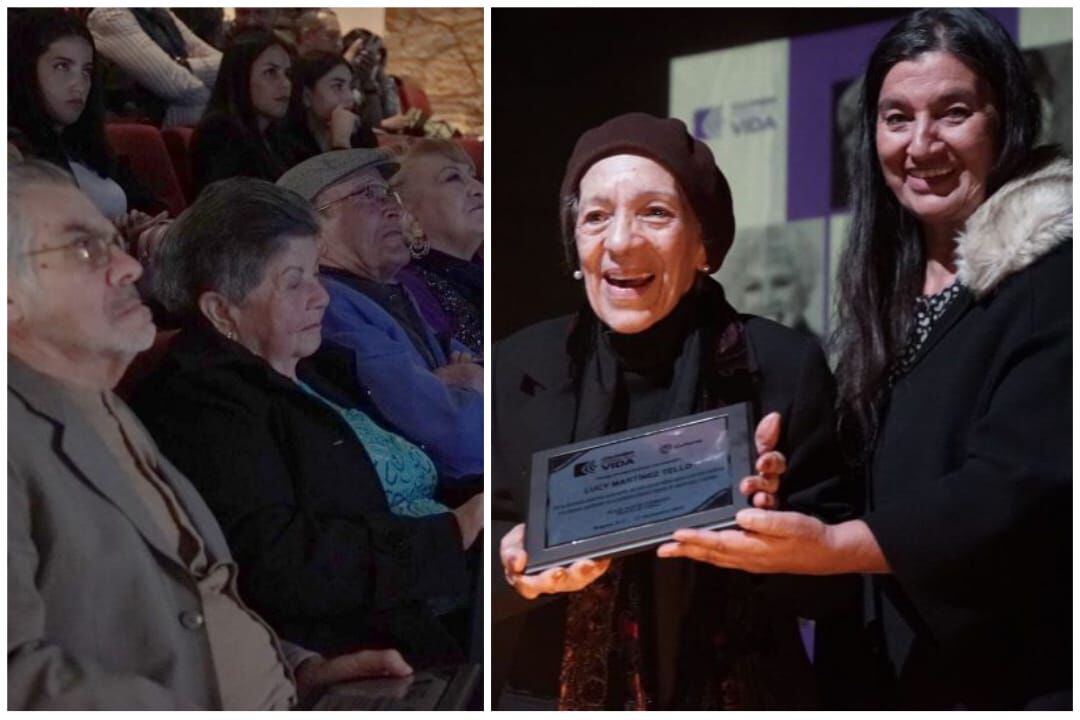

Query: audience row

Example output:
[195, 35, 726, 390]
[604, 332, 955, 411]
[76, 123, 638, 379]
[8, 7, 485, 711]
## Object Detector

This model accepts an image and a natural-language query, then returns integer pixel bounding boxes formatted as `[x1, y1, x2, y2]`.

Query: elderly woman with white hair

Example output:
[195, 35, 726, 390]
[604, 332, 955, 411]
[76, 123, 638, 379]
[132, 176, 483, 669]
[495, 113, 855, 710]
[393, 138, 484, 354]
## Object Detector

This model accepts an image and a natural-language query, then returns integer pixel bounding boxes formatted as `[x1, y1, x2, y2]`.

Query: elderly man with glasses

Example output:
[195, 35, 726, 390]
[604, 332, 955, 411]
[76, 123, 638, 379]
[277, 149, 483, 484]
[8, 159, 410, 709]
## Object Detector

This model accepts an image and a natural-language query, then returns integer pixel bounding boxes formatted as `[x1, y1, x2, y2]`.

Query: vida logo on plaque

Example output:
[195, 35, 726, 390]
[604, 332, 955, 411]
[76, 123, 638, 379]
[524, 404, 754, 574]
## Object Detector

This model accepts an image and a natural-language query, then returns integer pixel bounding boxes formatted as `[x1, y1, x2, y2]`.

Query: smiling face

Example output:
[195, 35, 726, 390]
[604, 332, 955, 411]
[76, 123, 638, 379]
[317, 167, 410, 282]
[575, 154, 705, 334]
[398, 152, 483, 257]
[875, 51, 999, 235]
[305, 63, 354, 123]
[35, 35, 94, 128]
[249, 44, 292, 122]
[225, 235, 329, 372]
[9, 183, 154, 370]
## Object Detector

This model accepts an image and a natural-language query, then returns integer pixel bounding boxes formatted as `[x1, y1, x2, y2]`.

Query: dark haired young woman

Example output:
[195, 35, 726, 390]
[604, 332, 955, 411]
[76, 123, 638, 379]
[279, 50, 378, 166]
[8, 9, 164, 220]
[659, 9, 1070, 710]
[189, 32, 296, 195]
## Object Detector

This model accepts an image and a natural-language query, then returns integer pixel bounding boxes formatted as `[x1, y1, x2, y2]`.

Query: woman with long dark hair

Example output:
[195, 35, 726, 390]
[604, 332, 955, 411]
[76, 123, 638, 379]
[279, 50, 377, 166]
[661, 9, 1071, 709]
[8, 9, 163, 219]
[189, 31, 295, 194]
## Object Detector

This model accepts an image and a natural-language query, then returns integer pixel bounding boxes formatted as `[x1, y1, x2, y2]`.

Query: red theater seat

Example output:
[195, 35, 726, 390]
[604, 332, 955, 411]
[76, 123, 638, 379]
[397, 76, 433, 116]
[455, 136, 484, 181]
[105, 123, 186, 216]
[161, 126, 196, 205]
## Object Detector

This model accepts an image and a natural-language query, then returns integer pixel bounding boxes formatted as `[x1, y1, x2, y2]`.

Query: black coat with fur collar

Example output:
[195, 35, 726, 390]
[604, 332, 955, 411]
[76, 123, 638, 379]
[860, 158, 1072, 708]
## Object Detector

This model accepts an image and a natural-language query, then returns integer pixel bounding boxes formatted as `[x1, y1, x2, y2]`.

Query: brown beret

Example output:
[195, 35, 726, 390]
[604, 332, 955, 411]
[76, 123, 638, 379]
[560, 112, 736, 271]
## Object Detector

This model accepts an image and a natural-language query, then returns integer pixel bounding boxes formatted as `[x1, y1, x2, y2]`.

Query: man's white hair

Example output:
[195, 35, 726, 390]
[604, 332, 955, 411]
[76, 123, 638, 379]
[8, 158, 77, 280]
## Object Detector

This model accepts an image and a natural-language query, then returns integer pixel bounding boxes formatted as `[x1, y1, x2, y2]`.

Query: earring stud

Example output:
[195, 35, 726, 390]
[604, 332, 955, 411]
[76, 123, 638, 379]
[572, 269, 583, 280]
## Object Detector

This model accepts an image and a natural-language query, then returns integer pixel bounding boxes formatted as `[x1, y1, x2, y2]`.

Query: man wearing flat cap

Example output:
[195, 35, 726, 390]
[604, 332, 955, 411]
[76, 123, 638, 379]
[277, 149, 483, 483]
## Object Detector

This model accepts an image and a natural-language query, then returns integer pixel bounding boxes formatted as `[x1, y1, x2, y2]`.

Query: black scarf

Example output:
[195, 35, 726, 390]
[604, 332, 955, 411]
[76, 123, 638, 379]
[559, 276, 768, 710]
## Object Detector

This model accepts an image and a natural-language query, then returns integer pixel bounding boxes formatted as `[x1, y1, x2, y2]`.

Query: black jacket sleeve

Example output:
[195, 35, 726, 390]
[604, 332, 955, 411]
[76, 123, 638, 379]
[780, 334, 859, 524]
[190, 116, 279, 195]
[755, 330, 863, 620]
[137, 376, 470, 624]
[863, 309, 1070, 648]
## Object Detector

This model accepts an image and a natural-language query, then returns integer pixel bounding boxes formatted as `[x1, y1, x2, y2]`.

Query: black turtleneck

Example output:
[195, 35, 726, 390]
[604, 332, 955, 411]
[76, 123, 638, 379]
[593, 288, 705, 435]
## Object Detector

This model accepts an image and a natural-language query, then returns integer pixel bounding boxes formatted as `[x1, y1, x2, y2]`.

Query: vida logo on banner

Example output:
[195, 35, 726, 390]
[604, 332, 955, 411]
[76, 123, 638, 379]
[670, 37, 790, 227]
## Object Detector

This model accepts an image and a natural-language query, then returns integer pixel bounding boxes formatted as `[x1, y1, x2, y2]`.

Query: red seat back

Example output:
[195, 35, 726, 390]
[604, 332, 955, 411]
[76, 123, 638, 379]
[161, 126, 196, 205]
[105, 123, 186, 216]
[397, 76, 433, 116]
[454, 137, 483, 181]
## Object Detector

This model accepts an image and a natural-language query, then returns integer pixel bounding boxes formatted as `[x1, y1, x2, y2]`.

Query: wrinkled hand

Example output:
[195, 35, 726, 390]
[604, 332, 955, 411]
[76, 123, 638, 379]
[434, 361, 483, 393]
[658, 508, 837, 574]
[295, 649, 412, 701]
[738, 412, 786, 510]
[452, 492, 484, 549]
[500, 523, 611, 600]
[379, 112, 415, 132]
[346, 41, 380, 79]
[448, 350, 476, 365]
[115, 210, 168, 251]
[329, 105, 360, 149]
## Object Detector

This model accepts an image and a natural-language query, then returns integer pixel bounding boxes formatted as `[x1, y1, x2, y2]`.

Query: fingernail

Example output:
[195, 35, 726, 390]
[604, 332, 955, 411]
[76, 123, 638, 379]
[552, 569, 566, 580]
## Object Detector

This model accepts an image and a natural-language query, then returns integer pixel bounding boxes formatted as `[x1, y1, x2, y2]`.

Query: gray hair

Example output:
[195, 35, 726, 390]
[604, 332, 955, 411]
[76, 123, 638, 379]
[8, 158, 77, 280]
[392, 138, 476, 193]
[153, 177, 320, 321]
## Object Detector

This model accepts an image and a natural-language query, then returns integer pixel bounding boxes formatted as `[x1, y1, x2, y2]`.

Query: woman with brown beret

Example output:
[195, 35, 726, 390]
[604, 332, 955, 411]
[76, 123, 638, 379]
[494, 113, 854, 710]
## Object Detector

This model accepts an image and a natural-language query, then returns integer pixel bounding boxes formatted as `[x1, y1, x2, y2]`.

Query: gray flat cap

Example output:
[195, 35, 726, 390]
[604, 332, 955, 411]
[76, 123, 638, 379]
[276, 148, 399, 202]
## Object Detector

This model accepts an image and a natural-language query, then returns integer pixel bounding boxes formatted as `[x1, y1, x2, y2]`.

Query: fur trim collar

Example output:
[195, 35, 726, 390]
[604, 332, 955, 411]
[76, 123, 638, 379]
[956, 157, 1072, 298]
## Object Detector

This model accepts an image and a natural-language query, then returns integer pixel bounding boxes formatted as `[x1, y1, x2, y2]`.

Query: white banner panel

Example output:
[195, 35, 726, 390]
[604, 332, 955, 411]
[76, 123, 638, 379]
[669, 39, 789, 228]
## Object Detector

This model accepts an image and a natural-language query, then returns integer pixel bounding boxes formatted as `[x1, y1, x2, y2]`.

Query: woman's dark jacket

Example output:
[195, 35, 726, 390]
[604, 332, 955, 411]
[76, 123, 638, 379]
[190, 113, 290, 195]
[400, 250, 484, 355]
[492, 278, 857, 708]
[859, 157, 1072, 709]
[276, 118, 378, 170]
[130, 323, 470, 667]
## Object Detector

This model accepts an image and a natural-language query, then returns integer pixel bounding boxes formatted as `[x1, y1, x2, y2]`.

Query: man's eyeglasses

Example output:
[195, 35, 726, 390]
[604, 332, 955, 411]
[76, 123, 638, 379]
[24, 233, 127, 269]
[315, 184, 402, 213]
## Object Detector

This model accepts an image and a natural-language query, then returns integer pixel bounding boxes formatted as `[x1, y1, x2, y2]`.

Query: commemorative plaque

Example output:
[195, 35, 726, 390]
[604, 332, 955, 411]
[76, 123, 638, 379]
[524, 403, 754, 574]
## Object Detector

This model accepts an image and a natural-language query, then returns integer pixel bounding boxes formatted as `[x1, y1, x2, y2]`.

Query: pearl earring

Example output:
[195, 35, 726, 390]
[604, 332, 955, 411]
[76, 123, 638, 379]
[701, 265, 711, 273]
[226, 330, 236, 341]
[572, 269, 583, 280]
